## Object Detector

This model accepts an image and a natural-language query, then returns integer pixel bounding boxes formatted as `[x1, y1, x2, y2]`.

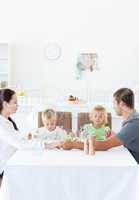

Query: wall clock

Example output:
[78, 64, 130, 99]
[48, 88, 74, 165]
[44, 43, 62, 61]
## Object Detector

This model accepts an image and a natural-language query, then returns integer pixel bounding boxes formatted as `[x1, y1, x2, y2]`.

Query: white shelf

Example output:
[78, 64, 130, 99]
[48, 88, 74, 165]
[0, 43, 8, 59]
[0, 43, 9, 88]
[0, 58, 8, 60]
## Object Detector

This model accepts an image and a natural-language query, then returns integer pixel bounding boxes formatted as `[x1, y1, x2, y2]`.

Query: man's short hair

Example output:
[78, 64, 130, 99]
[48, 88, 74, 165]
[113, 88, 134, 109]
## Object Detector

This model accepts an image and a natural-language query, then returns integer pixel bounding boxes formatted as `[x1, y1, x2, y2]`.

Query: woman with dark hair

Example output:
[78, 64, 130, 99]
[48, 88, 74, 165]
[0, 88, 41, 186]
[0, 89, 19, 130]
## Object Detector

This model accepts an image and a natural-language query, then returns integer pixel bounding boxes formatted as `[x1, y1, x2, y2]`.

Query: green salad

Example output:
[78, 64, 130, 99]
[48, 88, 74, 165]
[64, 133, 80, 141]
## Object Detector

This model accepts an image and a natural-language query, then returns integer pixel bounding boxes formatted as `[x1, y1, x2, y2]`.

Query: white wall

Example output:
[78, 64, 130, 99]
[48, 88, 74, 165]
[0, 0, 139, 103]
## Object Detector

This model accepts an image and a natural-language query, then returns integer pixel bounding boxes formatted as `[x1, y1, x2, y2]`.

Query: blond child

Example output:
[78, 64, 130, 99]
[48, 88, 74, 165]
[80, 105, 112, 140]
[32, 109, 66, 141]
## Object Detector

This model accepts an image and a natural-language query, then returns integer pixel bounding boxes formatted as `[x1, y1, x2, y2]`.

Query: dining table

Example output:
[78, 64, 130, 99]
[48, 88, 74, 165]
[1, 146, 139, 200]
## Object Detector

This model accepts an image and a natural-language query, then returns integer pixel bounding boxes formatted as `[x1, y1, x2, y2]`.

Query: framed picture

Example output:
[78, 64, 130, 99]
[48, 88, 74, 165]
[76, 53, 98, 79]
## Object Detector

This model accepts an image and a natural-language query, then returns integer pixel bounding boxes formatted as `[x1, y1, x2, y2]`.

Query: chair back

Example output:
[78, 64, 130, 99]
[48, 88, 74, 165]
[77, 112, 112, 132]
[38, 111, 72, 132]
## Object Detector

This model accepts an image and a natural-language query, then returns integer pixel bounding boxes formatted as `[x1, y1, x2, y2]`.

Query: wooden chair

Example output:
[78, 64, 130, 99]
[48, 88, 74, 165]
[38, 111, 72, 132]
[77, 112, 112, 133]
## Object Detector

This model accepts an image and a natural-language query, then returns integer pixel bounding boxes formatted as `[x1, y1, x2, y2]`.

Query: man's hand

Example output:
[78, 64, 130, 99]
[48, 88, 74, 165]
[55, 141, 74, 150]
[56, 141, 84, 150]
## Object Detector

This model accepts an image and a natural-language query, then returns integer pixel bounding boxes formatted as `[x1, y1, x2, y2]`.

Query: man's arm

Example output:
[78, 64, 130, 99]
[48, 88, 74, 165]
[58, 135, 123, 150]
[95, 135, 123, 150]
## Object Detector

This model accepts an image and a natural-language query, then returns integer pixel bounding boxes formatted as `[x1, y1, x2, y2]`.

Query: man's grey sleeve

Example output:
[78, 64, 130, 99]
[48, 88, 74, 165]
[117, 122, 138, 147]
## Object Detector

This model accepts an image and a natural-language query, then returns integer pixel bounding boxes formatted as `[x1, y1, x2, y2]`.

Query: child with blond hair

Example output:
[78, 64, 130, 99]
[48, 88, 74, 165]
[80, 105, 112, 140]
[32, 109, 66, 141]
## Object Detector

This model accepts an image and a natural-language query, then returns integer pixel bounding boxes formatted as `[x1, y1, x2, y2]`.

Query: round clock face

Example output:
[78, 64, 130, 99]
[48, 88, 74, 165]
[45, 43, 62, 61]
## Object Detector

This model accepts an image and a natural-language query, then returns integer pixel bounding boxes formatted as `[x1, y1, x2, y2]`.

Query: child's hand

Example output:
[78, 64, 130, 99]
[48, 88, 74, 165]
[105, 131, 115, 138]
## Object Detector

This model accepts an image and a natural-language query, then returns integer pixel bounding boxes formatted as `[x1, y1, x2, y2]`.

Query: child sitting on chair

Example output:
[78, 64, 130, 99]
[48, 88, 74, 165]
[80, 105, 112, 140]
[32, 109, 66, 141]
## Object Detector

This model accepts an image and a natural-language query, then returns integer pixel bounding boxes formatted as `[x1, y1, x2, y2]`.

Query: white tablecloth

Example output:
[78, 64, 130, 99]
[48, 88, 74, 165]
[1, 147, 139, 200]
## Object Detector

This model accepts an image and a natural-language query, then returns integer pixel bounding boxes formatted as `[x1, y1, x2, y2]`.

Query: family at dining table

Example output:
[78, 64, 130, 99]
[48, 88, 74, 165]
[1, 87, 139, 186]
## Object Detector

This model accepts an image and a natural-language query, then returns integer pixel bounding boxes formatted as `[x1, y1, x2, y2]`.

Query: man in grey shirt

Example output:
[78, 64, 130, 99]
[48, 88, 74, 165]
[117, 111, 139, 163]
[58, 88, 139, 163]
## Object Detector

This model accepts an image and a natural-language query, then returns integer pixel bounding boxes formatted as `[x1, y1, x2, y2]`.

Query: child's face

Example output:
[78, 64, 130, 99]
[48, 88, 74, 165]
[90, 111, 105, 127]
[42, 118, 57, 131]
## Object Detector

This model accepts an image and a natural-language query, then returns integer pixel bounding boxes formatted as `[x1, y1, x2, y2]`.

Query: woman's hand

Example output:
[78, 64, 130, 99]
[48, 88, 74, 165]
[27, 133, 32, 140]
[46, 141, 63, 149]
